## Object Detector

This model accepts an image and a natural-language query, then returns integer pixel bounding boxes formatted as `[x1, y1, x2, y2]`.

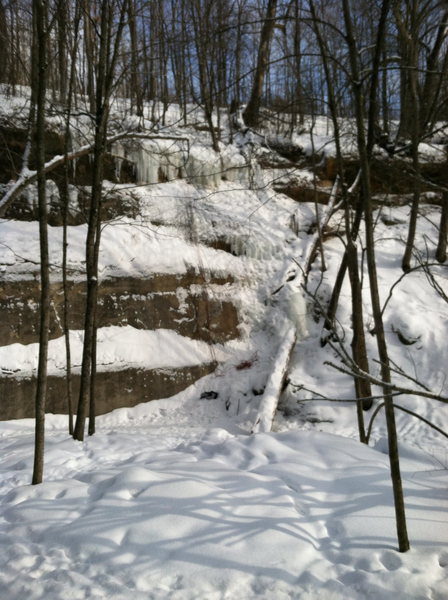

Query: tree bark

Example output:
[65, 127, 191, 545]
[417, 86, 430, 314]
[56, 0, 68, 103]
[83, 0, 96, 115]
[347, 240, 372, 433]
[436, 191, 448, 263]
[398, 1, 421, 273]
[342, 0, 410, 552]
[309, 0, 372, 419]
[60, 1, 81, 436]
[243, 0, 278, 128]
[32, 0, 50, 486]
[73, 9, 108, 442]
[190, 0, 220, 152]
[73, 0, 128, 441]
[0, 0, 9, 85]
[128, 0, 144, 117]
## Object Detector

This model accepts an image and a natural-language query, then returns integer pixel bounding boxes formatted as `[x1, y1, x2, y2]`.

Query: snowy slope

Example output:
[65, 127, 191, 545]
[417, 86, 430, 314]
[1, 91, 447, 598]
[1, 187, 447, 599]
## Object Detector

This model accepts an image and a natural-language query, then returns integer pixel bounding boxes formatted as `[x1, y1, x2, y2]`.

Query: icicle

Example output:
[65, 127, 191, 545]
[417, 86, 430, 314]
[112, 142, 125, 182]
[111, 138, 251, 188]
[68, 185, 79, 216]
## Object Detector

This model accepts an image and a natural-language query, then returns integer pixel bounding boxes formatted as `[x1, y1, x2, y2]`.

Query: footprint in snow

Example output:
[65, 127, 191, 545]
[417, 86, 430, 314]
[326, 519, 346, 540]
[379, 550, 403, 571]
[439, 551, 448, 568]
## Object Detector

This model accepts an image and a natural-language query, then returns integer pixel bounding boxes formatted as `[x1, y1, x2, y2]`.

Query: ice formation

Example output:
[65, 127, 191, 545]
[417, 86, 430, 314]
[286, 286, 309, 339]
[272, 282, 309, 340]
[17, 180, 80, 217]
[112, 139, 252, 189]
[225, 233, 281, 260]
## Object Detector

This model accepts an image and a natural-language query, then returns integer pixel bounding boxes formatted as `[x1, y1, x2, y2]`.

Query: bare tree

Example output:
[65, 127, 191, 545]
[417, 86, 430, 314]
[309, 0, 372, 429]
[73, 0, 129, 442]
[31, 0, 50, 485]
[342, 0, 410, 552]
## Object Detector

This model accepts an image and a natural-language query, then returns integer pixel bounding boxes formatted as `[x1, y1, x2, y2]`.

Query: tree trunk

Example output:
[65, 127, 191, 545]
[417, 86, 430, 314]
[73, 89, 106, 442]
[399, 1, 421, 273]
[190, 0, 219, 152]
[32, 0, 50, 486]
[0, 1, 8, 85]
[56, 1, 68, 103]
[347, 240, 372, 432]
[83, 0, 96, 115]
[60, 2, 81, 436]
[88, 323, 98, 436]
[436, 191, 448, 263]
[291, 0, 304, 132]
[342, 0, 410, 552]
[73, 0, 128, 441]
[309, 0, 372, 422]
[128, 0, 144, 117]
[418, 9, 448, 135]
[243, 0, 278, 128]
[72, 134, 103, 441]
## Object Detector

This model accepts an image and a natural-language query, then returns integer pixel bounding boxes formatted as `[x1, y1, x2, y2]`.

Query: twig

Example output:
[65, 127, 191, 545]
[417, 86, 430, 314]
[366, 402, 448, 443]
[325, 360, 448, 404]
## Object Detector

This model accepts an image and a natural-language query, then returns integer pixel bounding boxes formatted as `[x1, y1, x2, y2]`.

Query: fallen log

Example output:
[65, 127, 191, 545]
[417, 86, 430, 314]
[251, 327, 296, 434]
[251, 178, 340, 434]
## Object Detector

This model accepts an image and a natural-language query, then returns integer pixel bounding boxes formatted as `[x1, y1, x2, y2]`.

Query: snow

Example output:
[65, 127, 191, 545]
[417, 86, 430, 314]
[1, 413, 447, 599]
[1, 91, 447, 598]
[1, 191, 447, 597]
[0, 213, 248, 281]
[0, 327, 227, 377]
[252, 327, 296, 433]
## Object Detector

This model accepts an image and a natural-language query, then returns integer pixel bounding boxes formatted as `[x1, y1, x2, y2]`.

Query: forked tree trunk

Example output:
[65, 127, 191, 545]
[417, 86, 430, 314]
[73, 0, 128, 441]
[72, 120, 104, 441]
[310, 0, 372, 422]
[73, 97, 107, 442]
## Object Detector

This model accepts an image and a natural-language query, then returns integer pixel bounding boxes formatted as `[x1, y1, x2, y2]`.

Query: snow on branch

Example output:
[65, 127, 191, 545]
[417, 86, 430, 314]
[300, 176, 340, 280]
[251, 327, 297, 434]
[273, 176, 340, 296]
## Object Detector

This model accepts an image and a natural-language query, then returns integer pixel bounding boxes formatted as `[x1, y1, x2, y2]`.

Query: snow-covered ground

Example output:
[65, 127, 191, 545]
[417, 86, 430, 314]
[1, 190, 447, 599]
[1, 90, 447, 598]
[1, 396, 447, 600]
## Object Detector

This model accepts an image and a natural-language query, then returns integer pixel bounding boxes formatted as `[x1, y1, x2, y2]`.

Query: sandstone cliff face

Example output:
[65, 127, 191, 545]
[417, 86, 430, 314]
[0, 129, 245, 420]
[1, 365, 219, 420]
[0, 273, 238, 347]
[3, 116, 444, 421]
[0, 272, 240, 419]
